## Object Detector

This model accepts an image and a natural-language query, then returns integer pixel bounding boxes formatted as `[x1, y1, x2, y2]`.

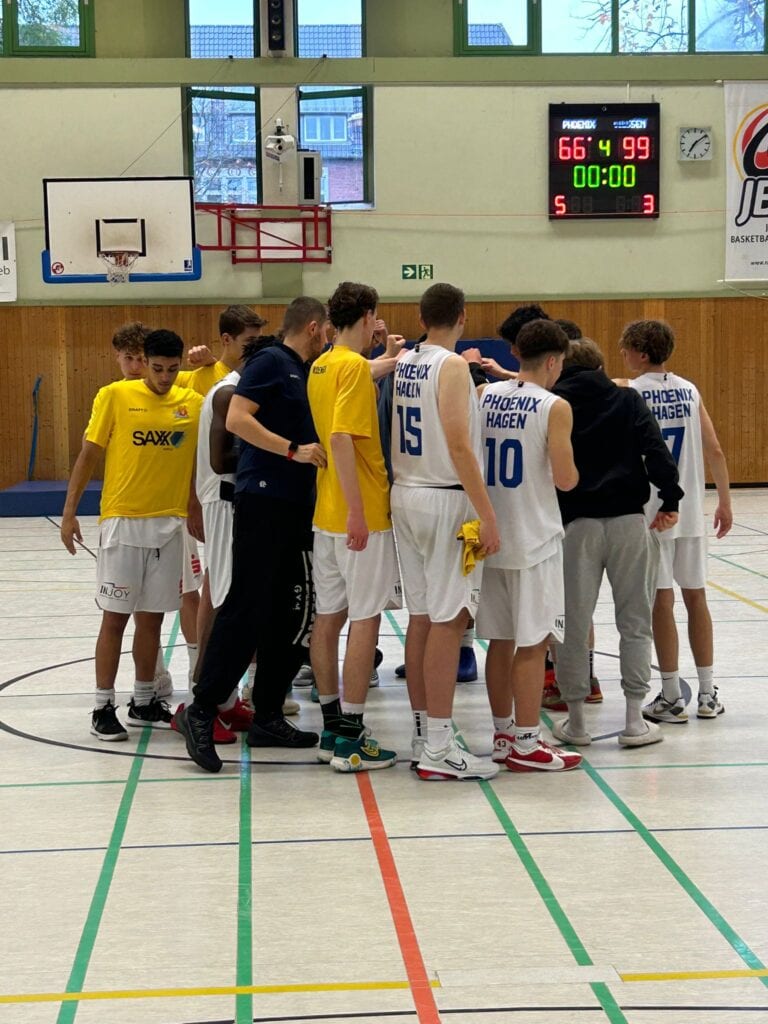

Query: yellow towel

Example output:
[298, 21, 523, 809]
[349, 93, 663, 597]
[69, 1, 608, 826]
[456, 519, 486, 576]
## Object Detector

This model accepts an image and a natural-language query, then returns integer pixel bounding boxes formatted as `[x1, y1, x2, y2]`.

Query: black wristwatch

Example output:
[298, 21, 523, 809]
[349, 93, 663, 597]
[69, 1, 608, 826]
[286, 440, 299, 460]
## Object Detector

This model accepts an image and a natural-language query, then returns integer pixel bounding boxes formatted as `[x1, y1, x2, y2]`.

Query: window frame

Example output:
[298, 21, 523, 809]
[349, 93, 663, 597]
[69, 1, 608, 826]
[2, 0, 94, 57]
[297, 84, 373, 206]
[453, 0, 768, 55]
[183, 86, 263, 206]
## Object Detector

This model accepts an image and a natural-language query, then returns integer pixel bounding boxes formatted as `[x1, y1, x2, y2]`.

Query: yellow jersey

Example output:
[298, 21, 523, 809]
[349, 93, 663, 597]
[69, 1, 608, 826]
[85, 379, 203, 521]
[176, 360, 230, 397]
[308, 345, 391, 534]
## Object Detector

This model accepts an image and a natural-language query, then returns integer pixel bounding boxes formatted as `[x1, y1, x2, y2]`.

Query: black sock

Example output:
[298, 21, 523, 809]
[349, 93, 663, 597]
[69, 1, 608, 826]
[337, 712, 364, 739]
[320, 697, 343, 732]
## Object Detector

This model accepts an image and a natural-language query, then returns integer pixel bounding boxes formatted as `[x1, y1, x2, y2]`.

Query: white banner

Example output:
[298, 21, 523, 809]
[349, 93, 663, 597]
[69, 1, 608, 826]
[725, 82, 768, 281]
[0, 222, 16, 301]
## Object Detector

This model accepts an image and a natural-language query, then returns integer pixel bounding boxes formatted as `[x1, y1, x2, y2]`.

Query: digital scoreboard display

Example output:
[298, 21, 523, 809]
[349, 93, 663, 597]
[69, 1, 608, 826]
[549, 103, 660, 220]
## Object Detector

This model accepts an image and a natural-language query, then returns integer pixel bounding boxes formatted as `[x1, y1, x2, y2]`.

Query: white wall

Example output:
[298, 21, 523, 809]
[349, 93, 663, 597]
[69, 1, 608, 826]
[1, 82, 729, 302]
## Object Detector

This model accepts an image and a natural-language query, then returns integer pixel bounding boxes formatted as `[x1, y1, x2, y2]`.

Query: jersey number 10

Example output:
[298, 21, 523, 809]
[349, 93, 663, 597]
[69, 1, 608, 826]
[485, 437, 524, 488]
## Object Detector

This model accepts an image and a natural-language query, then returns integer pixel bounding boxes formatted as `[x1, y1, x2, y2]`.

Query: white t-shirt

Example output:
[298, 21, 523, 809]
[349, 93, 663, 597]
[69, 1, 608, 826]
[480, 380, 564, 570]
[391, 344, 481, 488]
[630, 370, 705, 538]
[196, 370, 240, 506]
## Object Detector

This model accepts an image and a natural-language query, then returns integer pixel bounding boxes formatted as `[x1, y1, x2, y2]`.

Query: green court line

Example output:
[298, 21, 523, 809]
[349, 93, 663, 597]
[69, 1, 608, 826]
[236, 735, 254, 1024]
[711, 553, 768, 583]
[55, 729, 151, 1024]
[384, 609, 406, 644]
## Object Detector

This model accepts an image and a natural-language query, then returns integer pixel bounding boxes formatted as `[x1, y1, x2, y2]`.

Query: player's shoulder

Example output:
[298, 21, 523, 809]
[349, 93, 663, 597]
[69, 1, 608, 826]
[170, 385, 204, 411]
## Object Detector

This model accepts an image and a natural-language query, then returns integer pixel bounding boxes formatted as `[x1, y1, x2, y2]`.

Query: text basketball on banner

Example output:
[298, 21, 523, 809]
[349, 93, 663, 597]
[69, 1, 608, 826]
[725, 82, 768, 281]
[0, 222, 17, 302]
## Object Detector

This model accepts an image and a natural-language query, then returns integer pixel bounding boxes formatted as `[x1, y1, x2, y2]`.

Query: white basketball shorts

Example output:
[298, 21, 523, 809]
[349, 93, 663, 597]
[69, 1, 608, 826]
[656, 535, 708, 590]
[181, 530, 204, 594]
[96, 530, 184, 614]
[313, 529, 401, 621]
[201, 499, 234, 608]
[390, 484, 482, 623]
[475, 546, 565, 647]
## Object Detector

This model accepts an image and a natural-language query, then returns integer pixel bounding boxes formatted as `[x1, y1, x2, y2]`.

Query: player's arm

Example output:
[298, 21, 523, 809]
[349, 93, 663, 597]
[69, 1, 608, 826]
[480, 357, 517, 381]
[369, 331, 406, 381]
[226, 395, 326, 466]
[187, 468, 204, 542]
[547, 399, 579, 492]
[60, 440, 103, 555]
[330, 433, 368, 551]
[438, 356, 500, 556]
[209, 385, 238, 475]
[187, 345, 217, 368]
[700, 402, 732, 539]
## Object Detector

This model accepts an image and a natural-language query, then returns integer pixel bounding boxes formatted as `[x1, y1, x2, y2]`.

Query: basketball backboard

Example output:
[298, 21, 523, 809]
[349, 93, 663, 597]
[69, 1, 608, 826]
[42, 176, 202, 284]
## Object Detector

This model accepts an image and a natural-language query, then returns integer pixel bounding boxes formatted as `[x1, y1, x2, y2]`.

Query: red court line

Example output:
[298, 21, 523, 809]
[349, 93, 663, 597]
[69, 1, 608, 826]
[356, 773, 442, 1024]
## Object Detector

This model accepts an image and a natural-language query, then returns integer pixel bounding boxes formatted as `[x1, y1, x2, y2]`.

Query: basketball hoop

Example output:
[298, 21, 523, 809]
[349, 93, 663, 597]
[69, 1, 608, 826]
[99, 250, 140, 285]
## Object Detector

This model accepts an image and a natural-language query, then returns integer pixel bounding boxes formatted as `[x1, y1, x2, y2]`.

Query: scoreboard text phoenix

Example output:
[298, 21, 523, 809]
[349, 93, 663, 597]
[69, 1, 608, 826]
[549, 102, 660, 220]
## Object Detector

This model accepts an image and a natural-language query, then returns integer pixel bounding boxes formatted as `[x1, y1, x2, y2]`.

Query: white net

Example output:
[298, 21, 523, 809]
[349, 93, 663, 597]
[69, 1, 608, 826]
[99, 250, 140, 286]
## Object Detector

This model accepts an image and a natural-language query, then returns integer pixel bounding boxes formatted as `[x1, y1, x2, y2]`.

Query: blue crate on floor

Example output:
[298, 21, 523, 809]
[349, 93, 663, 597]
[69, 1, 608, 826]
[0, 480, 102, 517]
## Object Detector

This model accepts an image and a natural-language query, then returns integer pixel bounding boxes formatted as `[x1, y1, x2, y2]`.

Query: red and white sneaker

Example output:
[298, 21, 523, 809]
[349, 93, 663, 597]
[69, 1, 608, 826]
[492, 732, 515, 763]
[504, 738, 583, 773]
[218, 698, 254, 732]
[172, 703, 237, 745]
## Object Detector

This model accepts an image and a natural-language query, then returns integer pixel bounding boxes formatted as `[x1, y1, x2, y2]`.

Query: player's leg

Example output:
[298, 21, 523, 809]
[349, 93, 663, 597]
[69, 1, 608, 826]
[678, 536, 723, 718]
[180, 532, 203, 687]
[605, 516, 663, 747]
[644, 535, 687, 723]
[476, 567, 515, 761]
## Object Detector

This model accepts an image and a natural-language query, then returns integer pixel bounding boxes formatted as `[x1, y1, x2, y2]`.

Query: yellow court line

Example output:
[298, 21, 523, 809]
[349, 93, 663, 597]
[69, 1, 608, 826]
[0, 979, 441, 1005]
[622, 968, 768, 982]
[707, 579, 768, 615]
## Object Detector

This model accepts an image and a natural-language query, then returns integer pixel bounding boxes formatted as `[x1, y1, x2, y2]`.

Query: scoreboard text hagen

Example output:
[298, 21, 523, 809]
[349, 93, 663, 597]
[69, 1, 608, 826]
[548, 103, 660, 220]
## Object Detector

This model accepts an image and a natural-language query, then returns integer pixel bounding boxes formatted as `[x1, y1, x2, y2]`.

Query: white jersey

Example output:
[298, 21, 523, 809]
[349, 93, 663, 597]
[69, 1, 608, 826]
[480, 380, 563, 570]
[630, 371, 704, 538]
[391, 343, 482, 488]
[196, 369, 240, 506]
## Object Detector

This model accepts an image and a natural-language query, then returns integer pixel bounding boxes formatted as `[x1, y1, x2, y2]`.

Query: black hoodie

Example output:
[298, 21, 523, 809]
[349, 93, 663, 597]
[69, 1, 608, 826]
[552, 365, 683, 525]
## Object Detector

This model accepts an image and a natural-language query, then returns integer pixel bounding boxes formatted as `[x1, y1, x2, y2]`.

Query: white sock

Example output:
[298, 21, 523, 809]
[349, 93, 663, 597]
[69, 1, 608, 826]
[247, 662, 257, 687]
[461, 627, 474, 648]
[133, 680, 155, 706]
[493, 715, 514, 735]
[412, 709, 427, 738]
[154, 647, 166, 678]
[514, 725, 540, 752]
[319, 693, 340, 706]
[95, 688, 115, 709]
[342, 702, 365, 716]
[217, 689, 238, 713]
[661, 671, 681, 702]
[427, 716, 452, 751]
[624, 698, 647, 735]
[697, 666, 714, 695]
[566, 700, 586, 736]
[187, 643, 199, 684]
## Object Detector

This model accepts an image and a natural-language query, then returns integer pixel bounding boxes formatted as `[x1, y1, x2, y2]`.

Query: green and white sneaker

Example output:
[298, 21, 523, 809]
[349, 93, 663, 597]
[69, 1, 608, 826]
[330, 732, 397, 773]
[317, 729, 337, 764]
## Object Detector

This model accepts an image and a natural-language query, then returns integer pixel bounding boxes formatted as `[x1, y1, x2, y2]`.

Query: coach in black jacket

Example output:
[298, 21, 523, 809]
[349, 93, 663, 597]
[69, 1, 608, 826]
[551, 339, 683, 750]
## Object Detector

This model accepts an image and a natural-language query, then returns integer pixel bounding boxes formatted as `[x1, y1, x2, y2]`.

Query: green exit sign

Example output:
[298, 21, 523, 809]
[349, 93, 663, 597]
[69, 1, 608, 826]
[402, 264, 434, 280]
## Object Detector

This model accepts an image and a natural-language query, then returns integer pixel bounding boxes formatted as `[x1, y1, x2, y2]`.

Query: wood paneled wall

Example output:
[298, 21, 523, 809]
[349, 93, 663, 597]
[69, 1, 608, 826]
[0, 298, 764, 490]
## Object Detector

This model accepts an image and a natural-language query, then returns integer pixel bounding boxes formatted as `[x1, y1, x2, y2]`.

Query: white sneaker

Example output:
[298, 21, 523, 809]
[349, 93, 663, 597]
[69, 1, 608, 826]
[416, 737, 499, 781]
[410, 735, 425, 770]
[369, 668, 379, 687]
[282, 698, 300, 716]
[643, 692, 688, 724]
[154, 670, 173, 699]
[618, 720, 664, 747]
[293, 664, 314, 687]
[492, 732, 515, 763]
[697, 687, 725, 718]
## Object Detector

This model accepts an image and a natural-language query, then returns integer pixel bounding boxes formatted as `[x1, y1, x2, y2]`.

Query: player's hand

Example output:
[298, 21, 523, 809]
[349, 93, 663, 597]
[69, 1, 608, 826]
[481, 357, 517, 380]
[187, 502, 204, 543]
[187, 345, 216, 368]
[461, 347, 483, 365]
[478, 517, 501, 557]
[294, 443, 327, 468]
[60, 515, 82, 555]
[650, 511, 678, 532]
[385, 334, 406, 358]
[346, 510, 369, 552]
[373, 319, 389, 346]
[713, 504, 733, 539]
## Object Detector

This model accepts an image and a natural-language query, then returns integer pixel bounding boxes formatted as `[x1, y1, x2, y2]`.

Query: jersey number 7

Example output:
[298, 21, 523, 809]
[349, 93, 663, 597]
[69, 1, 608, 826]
[661, 426, 685, 465]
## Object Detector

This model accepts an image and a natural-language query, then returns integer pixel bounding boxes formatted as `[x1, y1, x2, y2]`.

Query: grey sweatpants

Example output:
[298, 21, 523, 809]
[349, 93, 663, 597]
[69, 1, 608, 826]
[555, 515, 660, 702]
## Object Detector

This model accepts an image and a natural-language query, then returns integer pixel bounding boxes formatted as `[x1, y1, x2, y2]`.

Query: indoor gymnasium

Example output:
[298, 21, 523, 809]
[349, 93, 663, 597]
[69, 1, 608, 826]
[1, 3, 768, 1024]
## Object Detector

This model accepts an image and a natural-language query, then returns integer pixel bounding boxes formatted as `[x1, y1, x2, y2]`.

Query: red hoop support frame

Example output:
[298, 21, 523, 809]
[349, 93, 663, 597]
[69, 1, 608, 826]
[195, 203, 332, 264]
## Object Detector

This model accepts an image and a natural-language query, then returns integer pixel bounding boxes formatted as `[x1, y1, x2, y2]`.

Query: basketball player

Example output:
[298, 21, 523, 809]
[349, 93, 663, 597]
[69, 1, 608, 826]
[308, 283, 399, 772]
[476, 320, 582, 772]
[620, 320, 732, 721]
[61, 330, 203, 740]
[391, 282, 500, 781]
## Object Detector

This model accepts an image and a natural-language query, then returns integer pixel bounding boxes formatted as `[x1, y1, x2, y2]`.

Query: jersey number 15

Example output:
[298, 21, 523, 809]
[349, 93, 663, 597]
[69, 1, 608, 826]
[397, 406, 423, 456]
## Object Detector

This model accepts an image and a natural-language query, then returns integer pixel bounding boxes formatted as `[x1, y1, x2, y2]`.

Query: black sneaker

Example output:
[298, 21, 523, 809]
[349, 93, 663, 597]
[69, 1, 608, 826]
[175, 703, 222, 773]
[395, 663, 406, 678]
[374, 647, 384, 669]
[247, 716, 319, 748]
[127, 697, 173, 729]
[91, 702, 128, 742]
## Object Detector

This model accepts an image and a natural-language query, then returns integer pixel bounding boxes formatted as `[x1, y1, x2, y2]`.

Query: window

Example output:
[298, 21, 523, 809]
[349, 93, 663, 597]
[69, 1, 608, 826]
[298, 86, 370, 204]
[296, 0, 363, 57]
[187, 88, 260, 205]
[187, 0, 256, 57]
[456, 0, 767, 52]
[1, 0, 93, 56]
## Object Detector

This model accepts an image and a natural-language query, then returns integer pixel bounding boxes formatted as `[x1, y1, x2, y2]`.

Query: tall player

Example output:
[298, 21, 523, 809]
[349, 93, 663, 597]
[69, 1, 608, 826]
[391, 282, 500, 781]
[620, 320, 732, 721]
[476, 320, 582, 772]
